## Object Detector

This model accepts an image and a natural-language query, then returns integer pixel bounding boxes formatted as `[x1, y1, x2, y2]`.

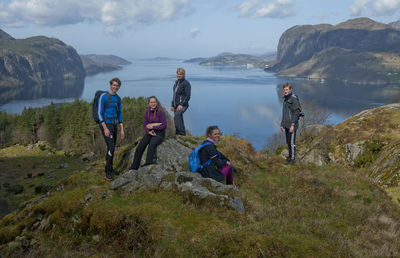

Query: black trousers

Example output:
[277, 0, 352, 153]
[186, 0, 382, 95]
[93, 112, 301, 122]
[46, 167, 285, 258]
[130, 131, 165, 169]
[284, 127, 297, 161]
[174, 106, 187, 135]
[100, 123, 117, 176]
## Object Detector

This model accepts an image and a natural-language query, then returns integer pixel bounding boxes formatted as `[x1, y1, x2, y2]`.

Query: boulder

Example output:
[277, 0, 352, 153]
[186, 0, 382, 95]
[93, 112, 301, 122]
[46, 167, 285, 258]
[111, 137, 245, 214]
[345, 141, 366, 165]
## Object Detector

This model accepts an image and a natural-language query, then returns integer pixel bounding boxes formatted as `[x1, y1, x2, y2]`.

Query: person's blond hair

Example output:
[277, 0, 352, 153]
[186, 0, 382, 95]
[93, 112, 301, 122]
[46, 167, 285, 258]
[176, 67, 186, 77]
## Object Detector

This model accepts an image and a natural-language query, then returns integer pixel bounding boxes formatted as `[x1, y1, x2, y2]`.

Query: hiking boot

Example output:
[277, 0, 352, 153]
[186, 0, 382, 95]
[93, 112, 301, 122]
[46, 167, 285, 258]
[141, 163, 156, 167]
[285, 159, 295, 165]
[104, 176, 113, 181]
[104, 170, 113, 181]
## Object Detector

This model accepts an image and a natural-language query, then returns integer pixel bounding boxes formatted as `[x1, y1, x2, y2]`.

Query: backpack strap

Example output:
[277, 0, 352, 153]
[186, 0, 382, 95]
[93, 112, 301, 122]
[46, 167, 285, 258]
[198, 142, 214, 171]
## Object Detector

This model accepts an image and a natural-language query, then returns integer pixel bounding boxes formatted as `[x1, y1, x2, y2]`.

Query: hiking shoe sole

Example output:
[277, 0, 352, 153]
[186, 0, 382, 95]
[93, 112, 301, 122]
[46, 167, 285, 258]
[104, 176, 113, 181]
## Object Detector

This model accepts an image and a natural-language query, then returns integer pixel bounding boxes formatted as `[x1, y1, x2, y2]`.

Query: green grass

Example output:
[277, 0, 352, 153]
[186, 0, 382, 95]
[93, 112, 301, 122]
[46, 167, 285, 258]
[1, 140, 400, 256]
[0, 144, 89, 213]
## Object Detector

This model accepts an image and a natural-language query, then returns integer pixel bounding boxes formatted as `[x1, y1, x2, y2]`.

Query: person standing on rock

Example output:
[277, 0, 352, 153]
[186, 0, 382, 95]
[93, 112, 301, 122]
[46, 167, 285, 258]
[199, 126, 234, 185]
[98, 78, 125, 181]
[170, 68, 191, 136]
[280, 82, 302, 165]
[130, 96, 167, 170]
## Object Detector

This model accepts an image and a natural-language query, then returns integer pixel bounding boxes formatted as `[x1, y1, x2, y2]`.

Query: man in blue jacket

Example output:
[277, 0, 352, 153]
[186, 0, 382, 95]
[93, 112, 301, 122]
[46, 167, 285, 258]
[280, 83, 302, 165]
[170, 68, 191, 136]
[98, 78, 125, 181]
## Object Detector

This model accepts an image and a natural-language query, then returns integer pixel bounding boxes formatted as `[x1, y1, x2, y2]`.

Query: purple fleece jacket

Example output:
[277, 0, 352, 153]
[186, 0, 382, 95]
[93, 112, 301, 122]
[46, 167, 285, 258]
[144, 107, 167, 134]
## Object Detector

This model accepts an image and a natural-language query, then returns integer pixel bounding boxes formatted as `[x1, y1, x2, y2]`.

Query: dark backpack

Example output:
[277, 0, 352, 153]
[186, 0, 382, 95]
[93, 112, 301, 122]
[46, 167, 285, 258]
[292, 94, 304, 118]
[92, 91, 120, 123]
[188, 142, 213, 172]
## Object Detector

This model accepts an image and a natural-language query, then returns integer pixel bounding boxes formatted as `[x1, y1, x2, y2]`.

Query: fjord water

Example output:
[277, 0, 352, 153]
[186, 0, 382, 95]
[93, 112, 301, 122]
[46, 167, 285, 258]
[1, 59, 400, 150]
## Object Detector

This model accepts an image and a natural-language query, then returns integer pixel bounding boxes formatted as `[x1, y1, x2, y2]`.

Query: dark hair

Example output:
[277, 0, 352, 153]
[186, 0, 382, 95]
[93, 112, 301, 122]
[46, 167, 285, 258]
[206, 125, 220, 136]
[148, 96, 159, 105]
[110, 78, 121, 86]
[282, 82, 291, 89]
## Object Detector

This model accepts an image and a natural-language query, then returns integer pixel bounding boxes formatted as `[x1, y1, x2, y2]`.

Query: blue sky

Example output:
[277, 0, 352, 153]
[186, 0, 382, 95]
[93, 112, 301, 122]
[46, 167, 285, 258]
[0, 0, 399, 59]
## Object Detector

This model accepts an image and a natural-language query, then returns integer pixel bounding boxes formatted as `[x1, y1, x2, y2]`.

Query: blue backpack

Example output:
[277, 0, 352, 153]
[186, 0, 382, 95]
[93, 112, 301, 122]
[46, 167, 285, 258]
[188, 142, 212, 172]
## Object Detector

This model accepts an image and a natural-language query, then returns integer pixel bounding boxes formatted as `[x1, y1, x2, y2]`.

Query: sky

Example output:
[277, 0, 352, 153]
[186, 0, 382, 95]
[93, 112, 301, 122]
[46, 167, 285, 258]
[0, 0, 400, 59]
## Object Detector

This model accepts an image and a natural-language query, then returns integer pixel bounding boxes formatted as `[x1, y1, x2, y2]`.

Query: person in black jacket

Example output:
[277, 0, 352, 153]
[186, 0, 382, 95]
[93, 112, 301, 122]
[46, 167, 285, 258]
[280, 83, 302, 165]
[170, 68, 191, 136]
[199, 126, 234, 185]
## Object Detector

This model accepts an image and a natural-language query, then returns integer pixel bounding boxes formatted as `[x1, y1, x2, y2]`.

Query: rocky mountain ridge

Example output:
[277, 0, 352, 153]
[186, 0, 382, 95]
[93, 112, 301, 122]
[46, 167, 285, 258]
[269, 18, 400, 84]
[0, 29, 85, 104]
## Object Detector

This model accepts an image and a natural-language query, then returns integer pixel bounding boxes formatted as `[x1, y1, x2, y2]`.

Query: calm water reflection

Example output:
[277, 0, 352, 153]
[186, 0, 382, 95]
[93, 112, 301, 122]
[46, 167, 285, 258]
[1, 60, 399, 150]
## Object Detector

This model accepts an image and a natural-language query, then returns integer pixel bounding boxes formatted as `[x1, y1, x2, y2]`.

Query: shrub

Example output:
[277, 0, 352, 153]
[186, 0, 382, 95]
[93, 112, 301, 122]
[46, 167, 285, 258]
[7, 184, 24, 195]
[35, 184, 52, 194]
[354, 140, 384, 168]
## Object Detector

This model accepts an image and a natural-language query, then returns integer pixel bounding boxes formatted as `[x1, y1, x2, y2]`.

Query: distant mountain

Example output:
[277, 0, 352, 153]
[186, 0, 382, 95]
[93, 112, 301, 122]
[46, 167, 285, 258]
[389, 20, 400, 30]
[269, 18, 400, 84]
[83, 54, 131, 66]
[0, 29, 85, 104]
[144, 57, 182, 61]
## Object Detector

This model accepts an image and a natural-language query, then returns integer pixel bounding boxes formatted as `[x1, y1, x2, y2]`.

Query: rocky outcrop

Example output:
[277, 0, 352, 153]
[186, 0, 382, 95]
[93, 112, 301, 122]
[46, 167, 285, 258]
[298, 103, 400, 186]
[111, 137, 245, 214]
[270, 18, 400, 83]
[0, 30, 85, 104]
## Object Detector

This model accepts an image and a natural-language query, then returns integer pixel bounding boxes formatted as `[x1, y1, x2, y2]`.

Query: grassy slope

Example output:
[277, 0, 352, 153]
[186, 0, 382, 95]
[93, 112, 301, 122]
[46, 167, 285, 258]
[0, 136, 400, 257]
[0, 142, 90, 214]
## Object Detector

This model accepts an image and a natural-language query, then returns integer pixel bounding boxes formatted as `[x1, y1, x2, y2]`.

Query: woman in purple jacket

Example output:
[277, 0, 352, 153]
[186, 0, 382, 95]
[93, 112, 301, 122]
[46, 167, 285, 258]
[130, 96, 167, 170]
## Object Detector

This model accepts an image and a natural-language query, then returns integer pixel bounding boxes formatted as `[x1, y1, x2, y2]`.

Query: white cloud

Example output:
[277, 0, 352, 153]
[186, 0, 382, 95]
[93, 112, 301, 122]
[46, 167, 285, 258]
[350, 0, 400, 16]
[373, 0, 400, 15]
[189, 27, 200, 38]
[236, 0, 296, 18]
[0, 0, 194, 28]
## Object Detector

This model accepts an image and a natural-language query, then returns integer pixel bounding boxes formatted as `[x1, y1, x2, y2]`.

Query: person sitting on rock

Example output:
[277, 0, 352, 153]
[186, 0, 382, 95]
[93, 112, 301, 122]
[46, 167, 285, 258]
[198, 125, 234, 185]
[129, 96, 167, 170]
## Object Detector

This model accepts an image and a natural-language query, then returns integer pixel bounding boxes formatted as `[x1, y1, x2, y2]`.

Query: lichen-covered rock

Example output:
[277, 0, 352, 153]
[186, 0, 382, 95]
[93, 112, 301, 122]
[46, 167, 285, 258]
[175, 172, 245, 214]
[111, 137, 245, 214]
[345, 141, 365, 165]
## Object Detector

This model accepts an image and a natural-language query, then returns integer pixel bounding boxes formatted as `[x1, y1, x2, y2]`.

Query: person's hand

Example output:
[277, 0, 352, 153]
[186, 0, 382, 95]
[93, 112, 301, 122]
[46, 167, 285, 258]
[289, 125, 294, 133]
[170, 106, 174, 111]
[146, 124, 153, 129]
[280, 126, 284, 133]
[227, 161, 232, 166]
[104, 127, 110, 137]
[120, 129, 125, 140]
[177, 105, 183, 111]
[148, 130, 156, 136]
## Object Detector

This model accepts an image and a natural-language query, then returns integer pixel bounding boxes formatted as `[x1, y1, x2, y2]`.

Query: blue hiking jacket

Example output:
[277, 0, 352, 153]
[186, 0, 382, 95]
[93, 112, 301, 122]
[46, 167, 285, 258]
[98, 93, 123, 124]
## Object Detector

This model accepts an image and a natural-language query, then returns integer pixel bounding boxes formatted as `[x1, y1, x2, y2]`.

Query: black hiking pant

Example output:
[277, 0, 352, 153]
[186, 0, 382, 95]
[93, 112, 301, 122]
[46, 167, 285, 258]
[285, 127, 297, 161]
[174, 107, 187, 136]
[100, 123, 117, 178]
[130, 131, 165, 170]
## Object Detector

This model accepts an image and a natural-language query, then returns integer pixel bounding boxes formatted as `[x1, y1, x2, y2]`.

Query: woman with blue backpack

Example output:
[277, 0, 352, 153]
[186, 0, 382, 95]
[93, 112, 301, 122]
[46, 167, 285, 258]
[198, 126, 234, 185]
[129, 96, 167, 170]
